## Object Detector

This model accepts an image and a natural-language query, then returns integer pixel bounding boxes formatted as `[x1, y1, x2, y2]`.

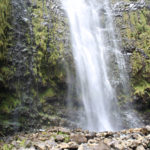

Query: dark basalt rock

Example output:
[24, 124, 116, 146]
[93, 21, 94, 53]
[113, 0, 146, 12]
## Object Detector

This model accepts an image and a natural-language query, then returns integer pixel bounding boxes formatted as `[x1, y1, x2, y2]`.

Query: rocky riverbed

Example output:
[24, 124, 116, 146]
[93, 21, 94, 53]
[0, 126, 150, 150]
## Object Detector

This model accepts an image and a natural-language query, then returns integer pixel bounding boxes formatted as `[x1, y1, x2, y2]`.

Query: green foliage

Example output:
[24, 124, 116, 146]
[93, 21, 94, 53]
[0, 0, 12, 82]
[40, 88, 55, 103]
[1, 139, 27, 150]
[134, 80, 150, 96]
[0, 0, 18, 123]
[19, 139, 26, 147]
[122, 8, 150, 102]
[0, 0, 69, 133]
[0, 0, 11, 53]
[56, 131, 70, 143]
[2, 144, 13, 150]
[0, 67, 14, 84]
[31, 0, 67, 93]
[0, 94, 20, 114]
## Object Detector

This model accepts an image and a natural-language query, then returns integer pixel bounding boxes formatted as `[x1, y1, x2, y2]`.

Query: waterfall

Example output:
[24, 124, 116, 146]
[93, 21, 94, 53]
[62, 0, 128, 131]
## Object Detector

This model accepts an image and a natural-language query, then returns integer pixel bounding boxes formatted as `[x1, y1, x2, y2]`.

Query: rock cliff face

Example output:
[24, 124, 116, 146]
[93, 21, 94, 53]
[113, 0, 150, 113]
[111, 0, 150, 126]
[0, 0, 150, 134]
[0, 0, 72, 134]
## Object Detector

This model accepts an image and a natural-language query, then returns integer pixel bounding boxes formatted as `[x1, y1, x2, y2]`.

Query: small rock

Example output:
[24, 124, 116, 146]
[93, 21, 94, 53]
[103, 138, 112, 146]
[126, 139, 136, 148]
[34, 142, 45, 150]
[45, 139, 57, 148]
[38, 137, 49, 141]
[86, 132, 96, 140]
[88, 139, 98, 144]
[57, 143, 69, 149]
[70, 134, 87, 144]
[58, 128, 70, 134]
[146, 126, 150, 132]
[68, 141, 79, 149]
[75, 128, 83, 132]
[25, 147, 35, 150]
[78, 144, 88, 150]
[51, 148, 61, 150]
[136, 145, 145, 150]
[18, 147, 35, 150]
[25, 140, 32, 148]
[78, 142, 110, 150]
[11, 141, 20, 149]
[113, 141, 126, 150]
[55, 135, 65, 142]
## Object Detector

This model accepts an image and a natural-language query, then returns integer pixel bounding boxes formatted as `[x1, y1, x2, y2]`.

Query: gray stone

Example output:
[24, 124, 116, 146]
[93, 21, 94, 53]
[58, 127, 70, 134]
[68, 141, 79, 149]
[34, 142, 46, 150]
[70, 133, 87, 144]
[146, 125, 150, 132]
[136, 145, 145, 150]
[86, 132, 96, 140]
[78, 142, 110, 150]
[55, 135, 65, 142]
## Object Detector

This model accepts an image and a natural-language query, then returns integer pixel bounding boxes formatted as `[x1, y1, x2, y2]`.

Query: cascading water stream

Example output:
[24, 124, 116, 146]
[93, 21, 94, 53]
[62, 0, 129, 131]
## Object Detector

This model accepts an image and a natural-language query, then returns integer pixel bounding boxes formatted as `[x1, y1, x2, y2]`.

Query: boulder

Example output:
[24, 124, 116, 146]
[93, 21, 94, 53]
[78, 142, 110, 150]
[70, 133, 87, 144]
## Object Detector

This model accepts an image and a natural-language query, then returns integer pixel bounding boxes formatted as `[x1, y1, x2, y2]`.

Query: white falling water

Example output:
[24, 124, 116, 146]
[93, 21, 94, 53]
[62, 0, 128, 131]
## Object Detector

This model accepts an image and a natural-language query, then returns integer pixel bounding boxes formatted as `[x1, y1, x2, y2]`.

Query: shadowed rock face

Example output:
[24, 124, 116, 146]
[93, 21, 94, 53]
[0, 126, 150, 150]
[0, 0, 72, 134]
[113, 0, 150, 111]
[113, 0, 146, 12]
[112, 0, 150, 126]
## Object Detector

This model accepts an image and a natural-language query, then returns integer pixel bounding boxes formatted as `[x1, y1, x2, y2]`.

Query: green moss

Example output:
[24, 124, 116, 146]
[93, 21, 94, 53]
[0, 0, 11, 53]
[19, 139, 26, 147]
[0, 0, 68, 133]
[30, 0, 67, 96]
[133, 80, 150, 96]
[39, 88, 55, 103]
[145, 109, 150, 113]
[2, 144, 13, 150]
[1, 139, 27, 150]
[57, 131, 70, 143]
[0, 95, 20, 113]
[121, 8, 150, 102]
[0, 0, 17, 120]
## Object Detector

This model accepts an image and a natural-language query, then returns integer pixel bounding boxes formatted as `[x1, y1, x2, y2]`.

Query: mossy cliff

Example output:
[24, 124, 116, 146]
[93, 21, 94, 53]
[0, 0, 71, 135]
[115, 0, 150, 108]
[0, 0, 150, 135]
[0, 0, 17, 134]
